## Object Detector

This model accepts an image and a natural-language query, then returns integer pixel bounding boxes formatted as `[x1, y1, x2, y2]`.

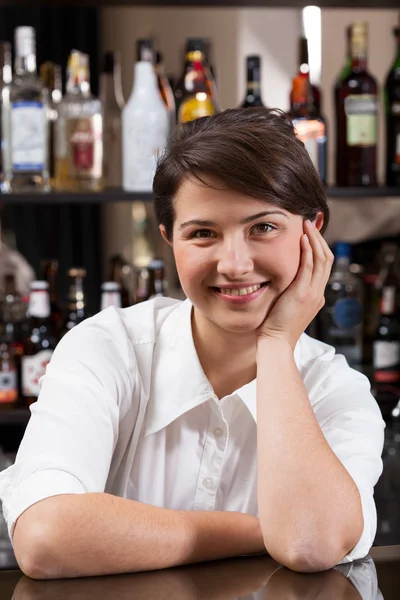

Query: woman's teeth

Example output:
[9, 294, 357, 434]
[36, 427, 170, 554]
[218, 284, 262, 296]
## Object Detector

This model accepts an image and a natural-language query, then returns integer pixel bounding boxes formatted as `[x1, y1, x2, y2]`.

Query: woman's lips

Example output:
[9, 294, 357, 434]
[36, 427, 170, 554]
[210, 282, 269, 304]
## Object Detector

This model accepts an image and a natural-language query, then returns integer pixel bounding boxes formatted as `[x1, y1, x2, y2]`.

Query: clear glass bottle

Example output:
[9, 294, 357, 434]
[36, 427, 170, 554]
[319, 242, 364, 368]
[55, 50, 103, 192]
[3, 27, 50, 193]
[0, 42, 12, 191]
[122, 60, 169, 192]
[100, 281, 122, 310]
[100, 51, 124, 188]
[40, 61, 62, 186]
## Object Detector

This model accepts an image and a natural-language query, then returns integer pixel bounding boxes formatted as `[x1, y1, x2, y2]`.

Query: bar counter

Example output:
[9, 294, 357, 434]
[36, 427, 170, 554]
[0, 545, 399, 599]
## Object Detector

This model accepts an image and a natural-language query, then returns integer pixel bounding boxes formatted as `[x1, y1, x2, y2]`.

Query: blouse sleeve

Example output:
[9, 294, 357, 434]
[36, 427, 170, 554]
[0, 307, 136, 542]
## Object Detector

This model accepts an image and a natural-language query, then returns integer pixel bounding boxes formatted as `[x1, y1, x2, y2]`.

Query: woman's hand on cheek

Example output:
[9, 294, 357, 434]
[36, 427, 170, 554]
[256, 219, 334, 350]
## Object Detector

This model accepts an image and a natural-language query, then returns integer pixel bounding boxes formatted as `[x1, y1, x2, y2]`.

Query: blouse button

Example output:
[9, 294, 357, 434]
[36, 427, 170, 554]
[214, 427, 223, 438]
[202, 477, 215, 490]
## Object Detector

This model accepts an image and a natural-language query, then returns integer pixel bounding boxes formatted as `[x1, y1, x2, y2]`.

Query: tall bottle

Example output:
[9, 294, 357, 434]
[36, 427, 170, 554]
[335, 23, 378, 187]
[60, 268, 88, 337]
[290, 39, 327, 184]
[100, 281, 122, 310]
[40, 62, 62, 185]
[122, 59, 169, 192]
[174, 38, 219, 123]
[148, 258, 167, 298]
[155, 51, 176, 123]
[385, 23, 400, 187]
[3, 27, 50, 193]
[318, 242, 363, 367]
[55, 50, 103, 192]
[0, 42, 12, 191]
[240, 55, 265, 108]
[100, 51, 124, 188]
[373, 246, 400, 418]
[40, 259, 63, 337]
[21, 281, 56, 406]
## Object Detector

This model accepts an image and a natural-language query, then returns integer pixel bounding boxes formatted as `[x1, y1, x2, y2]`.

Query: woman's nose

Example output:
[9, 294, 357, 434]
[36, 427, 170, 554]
[217, 237, 254, 279]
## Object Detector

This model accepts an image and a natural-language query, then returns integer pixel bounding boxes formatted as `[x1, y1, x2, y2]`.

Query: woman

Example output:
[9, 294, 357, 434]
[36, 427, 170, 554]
[0, 108, 384, 580]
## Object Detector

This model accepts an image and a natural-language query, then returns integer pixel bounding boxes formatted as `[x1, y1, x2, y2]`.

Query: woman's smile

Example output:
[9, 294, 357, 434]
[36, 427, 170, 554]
[210, 281, 270, 304]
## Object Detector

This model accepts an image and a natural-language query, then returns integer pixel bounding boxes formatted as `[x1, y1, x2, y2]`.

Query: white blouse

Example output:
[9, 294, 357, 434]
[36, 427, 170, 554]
[0, 297, 385, 564]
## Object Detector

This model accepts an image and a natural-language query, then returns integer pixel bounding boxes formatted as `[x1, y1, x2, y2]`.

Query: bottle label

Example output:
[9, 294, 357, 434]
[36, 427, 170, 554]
[381, 286, 396, 315]
[373, 341, 400, 382]
[123, 111, 168, 191]
[67, 116, 102, 179]
[11, 101, 46, 170]
[292, 119, 326, 173]
[178, 96, 214, 123]
[101, 292, 121, 311]
[28, 290, 50, 318]
[21, 350, 53, 397]
[0, 369, 18, 404]
[333, 297, 363, 329]
[345, 94, 377, 147]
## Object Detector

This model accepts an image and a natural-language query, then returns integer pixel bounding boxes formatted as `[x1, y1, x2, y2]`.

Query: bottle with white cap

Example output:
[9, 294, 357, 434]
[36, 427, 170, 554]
[21, 281, 56, 406]
[100, 281, 122, 311]
[122, 53, 169, 192]
[3, 27, 50, 193]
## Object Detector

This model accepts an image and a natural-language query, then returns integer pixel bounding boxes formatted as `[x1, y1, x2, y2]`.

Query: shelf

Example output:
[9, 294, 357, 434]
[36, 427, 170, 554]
[28, 0, 400, 8]
[0, 409, 30, 427]
[0, 189, 153, 204]
[327, 187, 400, 199]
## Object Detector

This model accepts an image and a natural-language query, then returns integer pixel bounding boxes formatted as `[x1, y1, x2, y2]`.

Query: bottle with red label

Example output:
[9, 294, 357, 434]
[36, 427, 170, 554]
[373, 245, 400, 419]
[55, 50, 103, 191]
[21, 281, 57, 406]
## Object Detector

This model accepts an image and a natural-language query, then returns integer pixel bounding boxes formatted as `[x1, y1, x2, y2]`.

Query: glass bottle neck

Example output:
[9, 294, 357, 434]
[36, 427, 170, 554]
[15, 54, 37, 75]
[351, 56, 367, 72]
[246, 66, 262, 100]
[29, 290, 50, 319]
[66, 72, 91, 96]
[133, 62, 159, 94]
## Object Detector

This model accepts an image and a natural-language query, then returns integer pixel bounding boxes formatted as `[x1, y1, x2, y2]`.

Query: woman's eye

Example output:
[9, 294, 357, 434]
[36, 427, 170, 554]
[251, 223, 275, 234]
[190, 229, 215, 239]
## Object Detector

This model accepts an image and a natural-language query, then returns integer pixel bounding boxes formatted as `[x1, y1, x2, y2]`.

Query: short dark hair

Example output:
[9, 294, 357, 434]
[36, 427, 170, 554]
[153, 107, 329, 241]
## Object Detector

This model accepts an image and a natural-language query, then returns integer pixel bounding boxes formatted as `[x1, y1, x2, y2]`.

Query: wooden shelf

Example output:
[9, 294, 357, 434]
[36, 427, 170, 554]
[0, 410, 30, 427]
[0, 187, 398, 205]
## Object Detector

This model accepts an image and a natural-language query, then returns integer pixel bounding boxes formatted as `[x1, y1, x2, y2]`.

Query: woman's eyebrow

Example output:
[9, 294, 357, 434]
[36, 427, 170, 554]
[179, 211, 289, 230]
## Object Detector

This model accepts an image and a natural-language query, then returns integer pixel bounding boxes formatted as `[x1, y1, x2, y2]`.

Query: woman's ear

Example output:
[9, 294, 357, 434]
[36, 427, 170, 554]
[313, 212, 325, 232]
[159, 225, 173, 247]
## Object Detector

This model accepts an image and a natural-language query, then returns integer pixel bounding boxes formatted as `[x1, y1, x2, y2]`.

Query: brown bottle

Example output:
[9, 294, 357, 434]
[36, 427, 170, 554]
[109, 254, 134, 308]
[335, 23, 378, 187]
[40, 259, 63, 337]
[155, 51, 175, 120]
[21, 281, 57, 406]
[135, 267, 151, 303]
[60, 268, 88, 338]
[148, 259, 167, 298]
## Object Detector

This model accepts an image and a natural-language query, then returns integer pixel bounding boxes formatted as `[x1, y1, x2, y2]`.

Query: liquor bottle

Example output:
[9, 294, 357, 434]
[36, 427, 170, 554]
[174, 38, 219, 123]
[40, 259, 63, 337]
[240, 55, 265, 108]
[135, 266, 151, 303]
[318, 242, 363, 367]
[100, 281, 122, 310]
[335, 23, 378, 187]
[148, 258, 166, 298]
[60, 268, 88, 337]
[0, 42, 11, 190]
[122, 59, 169, 192]
[290, 41, 327, 184]
[1, 273, 24, 359]
[3, 27, 50, 193]
[155, 52, 176, 121]
[108, 254, 135, 308]
[373, 246, 400, 418]
[100, 51, 124, 188]
[336, 26, 352, 84]
[40, 62, 62, 185]
[55, 50, 103, 192]
[385, 23, 400, 187]
[0, 341, 18, 408]
[136, 39, 155, 64]
[21, 281, 56, 406]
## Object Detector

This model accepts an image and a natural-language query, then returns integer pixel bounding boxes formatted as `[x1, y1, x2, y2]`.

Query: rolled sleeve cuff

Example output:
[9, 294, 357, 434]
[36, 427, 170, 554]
[1, 469, 86, 544]
[338, 484, 376, 564]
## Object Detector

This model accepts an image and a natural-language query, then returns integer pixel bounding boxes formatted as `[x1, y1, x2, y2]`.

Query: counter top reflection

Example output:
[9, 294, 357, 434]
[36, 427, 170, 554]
[1, 545, 400, 600]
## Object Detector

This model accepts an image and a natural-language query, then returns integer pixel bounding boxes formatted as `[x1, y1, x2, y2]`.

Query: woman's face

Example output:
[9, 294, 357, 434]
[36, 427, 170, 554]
[161, 177, 323, 335]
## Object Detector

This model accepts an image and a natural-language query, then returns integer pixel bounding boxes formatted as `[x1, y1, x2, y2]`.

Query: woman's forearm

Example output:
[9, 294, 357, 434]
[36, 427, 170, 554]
[255, 337, 363, 572]
[13, 492, 266, 579]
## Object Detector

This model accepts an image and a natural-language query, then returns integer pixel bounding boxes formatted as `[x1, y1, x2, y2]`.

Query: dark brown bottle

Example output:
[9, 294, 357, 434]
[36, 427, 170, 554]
[60, 268, 88, 338]
[21, 281, 56, 406]
[40, 259, 63, 337]
[335, 23, 378, 187]
[373, 245, 400, 419]
[240, 55, 265, 108]
[385, 24, 400, 186]
[135, 267, 151, 303]
[109, 254, 134, 308]
[148, 259, 166, 298]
